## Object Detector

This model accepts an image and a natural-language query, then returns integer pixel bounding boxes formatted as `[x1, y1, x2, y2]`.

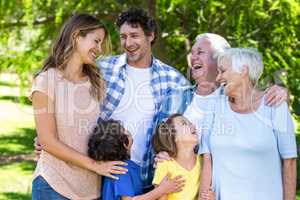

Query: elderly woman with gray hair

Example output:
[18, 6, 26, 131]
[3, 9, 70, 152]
[200, 48, 297, 200]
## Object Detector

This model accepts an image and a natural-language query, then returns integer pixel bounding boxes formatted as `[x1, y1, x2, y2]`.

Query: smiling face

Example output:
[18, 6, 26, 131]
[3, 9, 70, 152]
[75, 28, 106, 65]
[190, 38, 218, 83]
[119, 23, 154, 67]
[216, 56, 243, 96]
[172, 116, 198, 145]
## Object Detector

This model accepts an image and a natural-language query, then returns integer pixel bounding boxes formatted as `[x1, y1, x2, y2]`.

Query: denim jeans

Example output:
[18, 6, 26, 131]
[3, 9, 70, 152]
[32, 176, 69, 200]
[32, 176, 101, 200]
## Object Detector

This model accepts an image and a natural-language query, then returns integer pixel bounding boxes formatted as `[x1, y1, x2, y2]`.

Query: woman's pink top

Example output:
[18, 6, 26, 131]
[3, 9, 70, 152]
[30, 68, 101, 199]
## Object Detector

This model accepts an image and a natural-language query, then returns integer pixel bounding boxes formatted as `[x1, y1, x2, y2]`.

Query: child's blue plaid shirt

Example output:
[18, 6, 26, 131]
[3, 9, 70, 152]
[96, 54, 189, 187]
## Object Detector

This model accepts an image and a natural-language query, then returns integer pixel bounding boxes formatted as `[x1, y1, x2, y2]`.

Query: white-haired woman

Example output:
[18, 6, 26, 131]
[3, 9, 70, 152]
[200, 48, 297, 200]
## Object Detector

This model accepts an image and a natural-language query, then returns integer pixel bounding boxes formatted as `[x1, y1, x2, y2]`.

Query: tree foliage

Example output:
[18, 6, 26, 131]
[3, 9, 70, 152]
[0, 0, 299, 116]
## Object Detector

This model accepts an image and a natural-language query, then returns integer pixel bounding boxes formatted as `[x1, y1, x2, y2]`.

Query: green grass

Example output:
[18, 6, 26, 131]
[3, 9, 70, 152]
[0, 127, 35, 156]
[0, 75, 35, 199]
[0, 161, 34, 200]
[0, 193, 31, 200]
[0, 101, 35, 158]
[0, 106, 35, 199]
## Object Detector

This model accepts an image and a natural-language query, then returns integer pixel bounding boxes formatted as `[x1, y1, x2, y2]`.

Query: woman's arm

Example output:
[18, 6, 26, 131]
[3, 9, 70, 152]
[32, 91, 127, 179]
[198, 154, 212, 200]
[120, 175, 184, 200]
[121, 188, 166, 200]
[156, 194, 168, 200]
[283, 158, 297, 200]
[271, 102, 297, 200]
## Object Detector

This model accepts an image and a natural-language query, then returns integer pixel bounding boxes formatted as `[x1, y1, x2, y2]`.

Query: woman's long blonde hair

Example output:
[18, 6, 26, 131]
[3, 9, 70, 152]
[37, 13, 111, 101]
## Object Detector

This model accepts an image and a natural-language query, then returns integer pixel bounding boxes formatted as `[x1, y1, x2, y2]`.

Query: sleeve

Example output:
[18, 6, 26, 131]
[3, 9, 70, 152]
[96, 58, 105, 70]
[179, 75, 190, 87]
[114, 171, 136, 197]
[29, 70, 55, 101]
[176, 70, 190, 87]
[152, 161, 169, 185]
[156, 89, 176, 124]
[96, 56, 114, 82]
[96, 56, 112, 71]
[198, 131, 211, 155]
[272, 102, 297, 159]
[197, 100, 215, 155]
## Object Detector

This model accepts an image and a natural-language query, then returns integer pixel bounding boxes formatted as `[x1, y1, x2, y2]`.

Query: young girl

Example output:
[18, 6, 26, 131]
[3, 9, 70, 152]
[152, 114, 214, 200]
[88, 119, 185, 200]
[30, 14, 127, 200]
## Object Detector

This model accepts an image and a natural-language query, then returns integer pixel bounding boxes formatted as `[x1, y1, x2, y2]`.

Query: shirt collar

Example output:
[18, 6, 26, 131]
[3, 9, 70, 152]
[116, 53, 160, 72]
[193, 85, 222, 97]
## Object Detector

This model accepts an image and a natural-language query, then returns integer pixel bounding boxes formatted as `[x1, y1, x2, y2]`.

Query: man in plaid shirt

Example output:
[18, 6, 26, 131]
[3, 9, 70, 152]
[97, 8, 189, 189]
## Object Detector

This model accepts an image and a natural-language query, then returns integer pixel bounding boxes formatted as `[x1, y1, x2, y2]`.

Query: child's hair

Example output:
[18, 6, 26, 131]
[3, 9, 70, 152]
[37, 13, 112, 101]
[88, 119, 130, 161]
[152, 114, 182, 158]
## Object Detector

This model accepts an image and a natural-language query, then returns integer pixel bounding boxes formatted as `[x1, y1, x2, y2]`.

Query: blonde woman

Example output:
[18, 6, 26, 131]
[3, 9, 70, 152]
[30, 14, 127, 200]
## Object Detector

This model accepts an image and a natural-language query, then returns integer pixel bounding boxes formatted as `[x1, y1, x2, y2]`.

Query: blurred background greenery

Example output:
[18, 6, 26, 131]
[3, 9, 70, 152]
[0, 0, 299, 199]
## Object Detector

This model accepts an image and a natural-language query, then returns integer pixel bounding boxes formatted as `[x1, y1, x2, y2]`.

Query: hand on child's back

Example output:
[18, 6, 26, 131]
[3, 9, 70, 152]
[154, 151, 171, 168]
[158, 172, 185, 194]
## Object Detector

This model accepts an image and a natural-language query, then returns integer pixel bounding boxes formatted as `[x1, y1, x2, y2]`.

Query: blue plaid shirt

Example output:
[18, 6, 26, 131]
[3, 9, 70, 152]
[96, 54, 189, 187]
[156, 85, 196, 123]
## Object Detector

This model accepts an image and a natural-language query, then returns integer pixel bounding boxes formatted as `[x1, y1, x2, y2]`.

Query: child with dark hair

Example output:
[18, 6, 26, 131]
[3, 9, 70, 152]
[152, 114, 215, 200]
[88, 120, 130, 164]
[88, 119, 185, 200]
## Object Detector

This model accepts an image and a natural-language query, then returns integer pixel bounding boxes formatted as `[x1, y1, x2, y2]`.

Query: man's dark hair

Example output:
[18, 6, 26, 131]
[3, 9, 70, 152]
[88, 120, 130, 161]
[116, 7, 158, 45]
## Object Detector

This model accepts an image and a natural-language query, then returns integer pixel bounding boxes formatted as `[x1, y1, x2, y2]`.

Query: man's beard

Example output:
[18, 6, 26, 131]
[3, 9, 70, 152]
[127, 50, 146, 62]
[127, 54, 141, 62]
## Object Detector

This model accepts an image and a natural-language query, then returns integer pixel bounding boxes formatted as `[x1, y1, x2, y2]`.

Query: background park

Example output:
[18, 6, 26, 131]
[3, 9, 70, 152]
[0, 0, 299, 199]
